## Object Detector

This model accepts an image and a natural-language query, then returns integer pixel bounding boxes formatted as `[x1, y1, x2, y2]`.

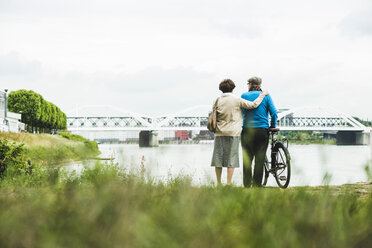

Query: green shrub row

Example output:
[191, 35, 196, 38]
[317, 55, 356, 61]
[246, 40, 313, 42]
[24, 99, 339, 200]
[8, 89, 67, 131]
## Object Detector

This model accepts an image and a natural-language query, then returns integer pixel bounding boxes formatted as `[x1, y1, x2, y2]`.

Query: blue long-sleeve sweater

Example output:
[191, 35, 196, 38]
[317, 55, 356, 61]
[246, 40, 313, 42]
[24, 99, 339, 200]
[241, 91, 278, 129]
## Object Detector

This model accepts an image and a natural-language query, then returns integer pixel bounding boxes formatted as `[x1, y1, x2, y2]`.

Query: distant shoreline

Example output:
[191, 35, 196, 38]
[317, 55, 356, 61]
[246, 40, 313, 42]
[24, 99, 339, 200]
[96, 139, 338, 145]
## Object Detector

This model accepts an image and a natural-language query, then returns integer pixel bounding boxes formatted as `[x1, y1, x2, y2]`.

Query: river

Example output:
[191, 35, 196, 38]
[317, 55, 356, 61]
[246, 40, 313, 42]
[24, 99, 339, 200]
[92, 143, 371, 187]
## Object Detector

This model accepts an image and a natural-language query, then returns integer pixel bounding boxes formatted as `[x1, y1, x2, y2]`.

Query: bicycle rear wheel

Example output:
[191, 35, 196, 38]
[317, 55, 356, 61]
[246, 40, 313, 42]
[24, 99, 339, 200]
[272, 142, 291, 188]
[262, 156, 270, 186]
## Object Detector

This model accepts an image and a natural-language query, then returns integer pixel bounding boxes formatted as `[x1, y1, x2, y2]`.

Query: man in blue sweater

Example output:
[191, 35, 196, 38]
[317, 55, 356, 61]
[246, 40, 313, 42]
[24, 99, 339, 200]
[241, 77, 278, 187]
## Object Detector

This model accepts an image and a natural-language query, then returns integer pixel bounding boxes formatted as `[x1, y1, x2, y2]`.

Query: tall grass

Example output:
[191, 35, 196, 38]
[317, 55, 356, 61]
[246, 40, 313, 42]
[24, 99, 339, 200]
[0, 162, 371, 248]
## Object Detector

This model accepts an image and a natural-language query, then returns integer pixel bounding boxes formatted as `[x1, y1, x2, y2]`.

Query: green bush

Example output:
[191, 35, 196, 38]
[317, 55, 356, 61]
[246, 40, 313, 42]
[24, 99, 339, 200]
[0, 138, 30, 177]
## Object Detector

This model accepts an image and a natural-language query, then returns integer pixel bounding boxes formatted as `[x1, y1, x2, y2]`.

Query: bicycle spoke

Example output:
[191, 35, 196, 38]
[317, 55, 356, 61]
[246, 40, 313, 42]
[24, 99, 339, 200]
[274, 146, 290, 188]
[278, 150, 286, 165]
[276, 168, 284, 176]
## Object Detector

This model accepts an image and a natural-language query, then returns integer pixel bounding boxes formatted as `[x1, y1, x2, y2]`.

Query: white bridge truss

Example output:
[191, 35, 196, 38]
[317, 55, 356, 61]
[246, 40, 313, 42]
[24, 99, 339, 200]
[67, 105, 367, 132]
[276, 106, 367, 131]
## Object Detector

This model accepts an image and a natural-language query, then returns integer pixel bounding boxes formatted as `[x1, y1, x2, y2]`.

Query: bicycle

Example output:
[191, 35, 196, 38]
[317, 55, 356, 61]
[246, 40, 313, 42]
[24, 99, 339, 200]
[262, 128, 291, 188]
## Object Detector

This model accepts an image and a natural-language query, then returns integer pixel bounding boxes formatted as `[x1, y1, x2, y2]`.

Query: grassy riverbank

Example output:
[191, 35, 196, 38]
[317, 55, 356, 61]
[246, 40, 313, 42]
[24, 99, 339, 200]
[0, 132, 100, 166]
[0, 160, 371, 248]
[287, 139, 336, 145]
[277, 131, 337, 145]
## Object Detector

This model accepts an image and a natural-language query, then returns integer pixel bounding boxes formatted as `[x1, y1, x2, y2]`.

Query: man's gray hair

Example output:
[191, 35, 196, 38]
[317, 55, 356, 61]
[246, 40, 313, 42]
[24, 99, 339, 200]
[248, 77, 262, 85]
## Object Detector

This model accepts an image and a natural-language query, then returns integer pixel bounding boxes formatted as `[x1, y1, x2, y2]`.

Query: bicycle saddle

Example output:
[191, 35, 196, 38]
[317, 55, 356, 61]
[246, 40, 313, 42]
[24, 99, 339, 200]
[269, 127, 280, 132]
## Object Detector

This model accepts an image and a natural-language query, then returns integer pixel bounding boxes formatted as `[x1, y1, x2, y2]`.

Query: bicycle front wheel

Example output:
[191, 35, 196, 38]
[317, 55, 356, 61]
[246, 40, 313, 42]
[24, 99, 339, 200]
[273, 142, 291, 188]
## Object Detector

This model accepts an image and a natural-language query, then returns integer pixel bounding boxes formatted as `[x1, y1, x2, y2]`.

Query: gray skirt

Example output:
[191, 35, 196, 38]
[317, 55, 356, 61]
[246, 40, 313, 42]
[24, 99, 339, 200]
[211, 136, 240, 168]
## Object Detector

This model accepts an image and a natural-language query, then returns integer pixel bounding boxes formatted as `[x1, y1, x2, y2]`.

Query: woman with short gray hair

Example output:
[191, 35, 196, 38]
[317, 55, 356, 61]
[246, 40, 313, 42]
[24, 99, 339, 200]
[211, 79, 268, 185]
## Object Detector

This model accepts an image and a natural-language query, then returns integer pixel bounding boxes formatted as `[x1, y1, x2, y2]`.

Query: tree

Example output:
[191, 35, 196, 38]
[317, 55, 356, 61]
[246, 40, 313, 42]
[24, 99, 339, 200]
[8, 90, 42, 132]
[49, 104, 57, 130]
[39, 99, 52, 132]
[8, 90, 67, 133]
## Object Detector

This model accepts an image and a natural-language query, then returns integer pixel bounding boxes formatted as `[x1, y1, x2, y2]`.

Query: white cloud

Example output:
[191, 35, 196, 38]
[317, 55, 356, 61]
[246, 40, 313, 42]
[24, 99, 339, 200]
[1, 0, 372, 119]
[340, 7, 372, 36]
[0, 52, 41, 76]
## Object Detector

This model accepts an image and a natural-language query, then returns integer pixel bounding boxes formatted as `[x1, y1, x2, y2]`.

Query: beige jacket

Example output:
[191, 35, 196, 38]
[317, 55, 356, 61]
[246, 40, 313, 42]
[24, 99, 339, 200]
[214, 93, 266, 136]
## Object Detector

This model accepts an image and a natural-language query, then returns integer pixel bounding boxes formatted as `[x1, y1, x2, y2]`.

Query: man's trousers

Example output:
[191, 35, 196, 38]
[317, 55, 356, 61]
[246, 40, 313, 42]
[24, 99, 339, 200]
[241, 127, 269, 187]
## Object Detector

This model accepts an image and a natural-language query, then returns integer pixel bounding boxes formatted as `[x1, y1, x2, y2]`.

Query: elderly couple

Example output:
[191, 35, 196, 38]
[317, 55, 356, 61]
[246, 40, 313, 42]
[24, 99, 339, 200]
[211, 77, 278, 187]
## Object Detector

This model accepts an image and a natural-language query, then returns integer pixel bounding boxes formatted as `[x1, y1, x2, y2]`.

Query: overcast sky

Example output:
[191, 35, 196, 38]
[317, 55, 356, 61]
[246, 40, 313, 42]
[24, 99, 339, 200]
[1, 0, 372, 119]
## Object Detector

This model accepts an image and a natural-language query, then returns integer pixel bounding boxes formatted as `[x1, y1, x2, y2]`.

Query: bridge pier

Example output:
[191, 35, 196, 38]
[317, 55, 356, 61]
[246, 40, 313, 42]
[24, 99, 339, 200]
[139, 131, 159, 147]
[336, 131, 370, 145]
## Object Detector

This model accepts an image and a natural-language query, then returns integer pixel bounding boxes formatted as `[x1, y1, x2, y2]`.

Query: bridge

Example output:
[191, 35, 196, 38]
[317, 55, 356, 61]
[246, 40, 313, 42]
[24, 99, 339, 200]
[67, 105, 367, 132]
[67, 105, 369, 146]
